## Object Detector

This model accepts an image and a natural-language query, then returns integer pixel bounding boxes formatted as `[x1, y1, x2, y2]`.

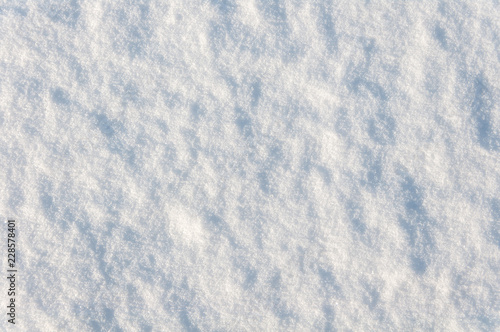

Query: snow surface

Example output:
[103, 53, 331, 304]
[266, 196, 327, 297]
[1, 0, 500, 331]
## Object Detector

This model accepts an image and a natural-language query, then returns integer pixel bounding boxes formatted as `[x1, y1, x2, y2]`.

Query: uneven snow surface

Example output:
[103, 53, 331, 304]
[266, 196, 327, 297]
[1, 0, 500, 331]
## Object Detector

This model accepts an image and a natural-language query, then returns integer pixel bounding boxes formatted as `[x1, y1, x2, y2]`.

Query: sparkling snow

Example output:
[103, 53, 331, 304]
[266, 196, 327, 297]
[1, 0, 500, 331]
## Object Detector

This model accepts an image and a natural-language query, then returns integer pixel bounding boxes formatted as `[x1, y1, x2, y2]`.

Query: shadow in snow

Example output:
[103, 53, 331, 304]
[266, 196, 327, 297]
[316, 3, 338, 54]
[44, 0, 81, 27]
[51, 87, 71, 105]
[397, 169, 435, 274]
[360, 147, 382, 190]
[489, 199, 500, 248]
[433, 24, 448, 50]
[470, 74, 499, 151]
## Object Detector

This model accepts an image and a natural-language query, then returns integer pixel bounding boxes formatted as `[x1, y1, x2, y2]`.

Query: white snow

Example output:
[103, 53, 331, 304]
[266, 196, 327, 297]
[1, 0, 500, 331]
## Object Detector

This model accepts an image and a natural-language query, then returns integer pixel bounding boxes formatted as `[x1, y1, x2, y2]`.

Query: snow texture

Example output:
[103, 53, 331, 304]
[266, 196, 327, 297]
[1, 0, 500, 331]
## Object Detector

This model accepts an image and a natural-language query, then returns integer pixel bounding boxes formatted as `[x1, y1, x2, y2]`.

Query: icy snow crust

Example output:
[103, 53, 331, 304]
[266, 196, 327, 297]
[1, 0, 500, 331]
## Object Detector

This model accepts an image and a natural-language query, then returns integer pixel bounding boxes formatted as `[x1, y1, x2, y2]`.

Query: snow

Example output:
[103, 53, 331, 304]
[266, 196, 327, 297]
[1, 0, 500, 330]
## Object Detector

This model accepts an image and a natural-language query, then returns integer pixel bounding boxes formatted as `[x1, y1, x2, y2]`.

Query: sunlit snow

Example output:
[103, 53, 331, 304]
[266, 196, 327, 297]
[1, 0, 499, 330]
